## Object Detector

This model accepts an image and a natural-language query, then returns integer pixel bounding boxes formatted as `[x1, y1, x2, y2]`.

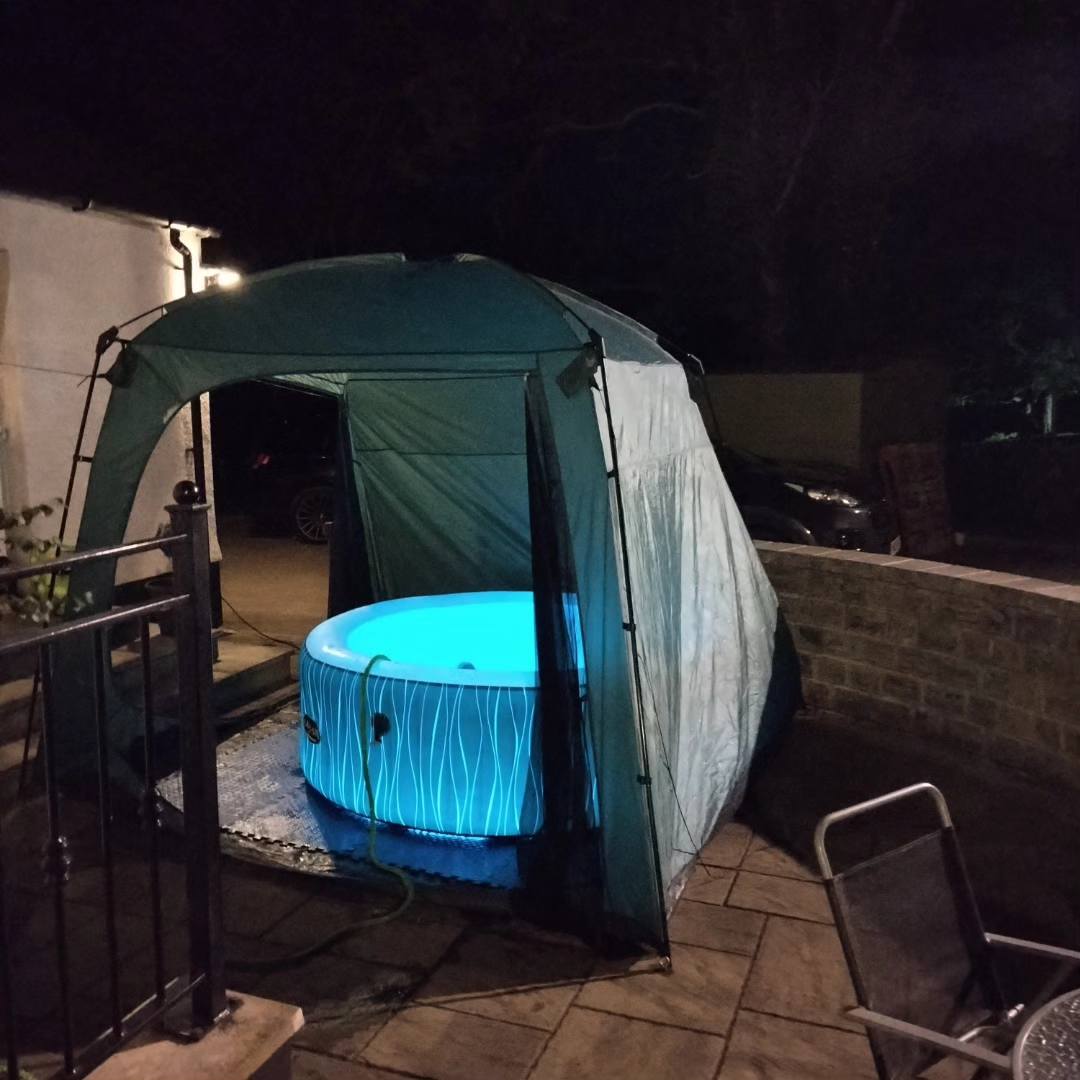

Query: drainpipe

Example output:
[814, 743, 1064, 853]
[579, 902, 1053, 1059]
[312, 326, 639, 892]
[0, 425, 8, 540]
[168, 228, 205, 498]
[169, 227, 223, 627]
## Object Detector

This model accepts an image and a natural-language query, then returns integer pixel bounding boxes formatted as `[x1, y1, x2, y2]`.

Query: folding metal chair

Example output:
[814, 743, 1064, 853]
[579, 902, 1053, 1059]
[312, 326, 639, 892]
[814, 783, 1080, 1079]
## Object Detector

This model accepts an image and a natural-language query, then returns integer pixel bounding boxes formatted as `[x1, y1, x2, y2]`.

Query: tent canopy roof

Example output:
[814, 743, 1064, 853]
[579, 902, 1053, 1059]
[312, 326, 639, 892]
[134, 253, 676, 370]
[60, 251, 785, 956]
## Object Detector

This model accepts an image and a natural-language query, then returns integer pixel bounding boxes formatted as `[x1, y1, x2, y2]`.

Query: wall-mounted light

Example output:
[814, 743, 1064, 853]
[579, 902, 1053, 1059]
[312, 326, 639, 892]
[203, 267, 242, 289]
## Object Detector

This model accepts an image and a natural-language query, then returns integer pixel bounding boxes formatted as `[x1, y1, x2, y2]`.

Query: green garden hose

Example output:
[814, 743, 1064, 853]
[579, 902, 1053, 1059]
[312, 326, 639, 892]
[356, 654, 415, 910]
[231, 654, 413, 971]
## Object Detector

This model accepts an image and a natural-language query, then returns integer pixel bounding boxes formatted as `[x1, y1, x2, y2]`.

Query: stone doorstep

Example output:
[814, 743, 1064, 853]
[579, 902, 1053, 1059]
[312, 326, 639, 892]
[87, 992, 303, 1080]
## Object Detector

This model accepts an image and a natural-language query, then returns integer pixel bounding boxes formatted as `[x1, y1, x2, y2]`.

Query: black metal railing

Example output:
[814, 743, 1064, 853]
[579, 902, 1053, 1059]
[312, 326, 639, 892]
[0, 495, 226, 1077]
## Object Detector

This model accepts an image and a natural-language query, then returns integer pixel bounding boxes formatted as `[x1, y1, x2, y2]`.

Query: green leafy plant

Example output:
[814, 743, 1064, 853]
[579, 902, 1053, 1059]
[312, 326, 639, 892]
[0, 499, 91, 625]
[0, 498, 63, 544]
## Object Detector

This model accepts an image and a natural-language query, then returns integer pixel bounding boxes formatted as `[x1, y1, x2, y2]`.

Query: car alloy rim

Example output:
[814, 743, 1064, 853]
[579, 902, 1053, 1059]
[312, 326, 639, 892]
[295, 491, 331, 541]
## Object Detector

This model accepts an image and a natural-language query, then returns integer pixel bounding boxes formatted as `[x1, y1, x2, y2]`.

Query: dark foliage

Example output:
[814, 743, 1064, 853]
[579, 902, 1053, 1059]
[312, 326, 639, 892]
[1, 1, 1076, 373]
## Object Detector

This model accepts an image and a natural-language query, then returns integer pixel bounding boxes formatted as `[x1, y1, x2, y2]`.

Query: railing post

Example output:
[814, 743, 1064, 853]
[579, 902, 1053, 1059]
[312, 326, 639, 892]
[167, 483, 228, 1027]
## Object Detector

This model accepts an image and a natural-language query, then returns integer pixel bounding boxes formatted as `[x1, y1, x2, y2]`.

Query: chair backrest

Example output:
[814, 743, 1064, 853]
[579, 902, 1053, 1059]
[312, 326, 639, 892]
[817, 785, 1006, 1080]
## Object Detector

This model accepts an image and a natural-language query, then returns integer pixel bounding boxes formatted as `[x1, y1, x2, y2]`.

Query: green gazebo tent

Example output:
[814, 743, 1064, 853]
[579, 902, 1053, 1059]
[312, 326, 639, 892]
[67, 254, 795, 949]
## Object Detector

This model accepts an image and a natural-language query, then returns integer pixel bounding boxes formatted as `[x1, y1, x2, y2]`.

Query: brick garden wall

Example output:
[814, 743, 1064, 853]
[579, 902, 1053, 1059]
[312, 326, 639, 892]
[754, 541, 1080, 787]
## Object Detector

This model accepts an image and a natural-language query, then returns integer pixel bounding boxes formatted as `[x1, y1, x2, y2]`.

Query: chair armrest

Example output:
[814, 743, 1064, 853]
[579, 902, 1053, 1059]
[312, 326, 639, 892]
[850, 1008, 1012, 1072]
[986, 932, 1080, 965]
[988, 933, 1080, 1031]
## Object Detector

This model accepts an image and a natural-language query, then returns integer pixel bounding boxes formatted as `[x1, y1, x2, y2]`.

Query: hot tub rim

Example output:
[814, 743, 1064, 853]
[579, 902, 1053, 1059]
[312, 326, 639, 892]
[304, 591, 582, 690]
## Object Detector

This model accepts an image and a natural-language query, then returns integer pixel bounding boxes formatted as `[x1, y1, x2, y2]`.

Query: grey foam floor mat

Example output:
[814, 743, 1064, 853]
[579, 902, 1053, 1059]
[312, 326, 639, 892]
[158, 707, 525, 889]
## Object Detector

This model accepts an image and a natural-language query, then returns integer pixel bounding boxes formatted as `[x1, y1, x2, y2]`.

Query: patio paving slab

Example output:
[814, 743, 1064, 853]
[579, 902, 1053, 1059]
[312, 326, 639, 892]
[266, 893, 467, 971]
[223, 933, 298, 994]
[741, 835, 819, 880]
[221, 864, 314, 937]
[293, 1048, 402, 1079]
[728, 870, 833, 923]
[680, 863, 736, 906]
[363, 1004, 548, 1080]
[42, 730, 1044, 1080]
[413, 929, 592, 1031]
[699, 821, 754, 868]
[579, 941, 750, 1035]
[717, 1009, 876, 1080]
[667, 898, 765, 955]
[83, 925, 191, 1014]
[254, 950, 419, 1060]
[63, 858, 191, 924]
[740, 915, 861, 1032]
[531, 1005, 725, 1080]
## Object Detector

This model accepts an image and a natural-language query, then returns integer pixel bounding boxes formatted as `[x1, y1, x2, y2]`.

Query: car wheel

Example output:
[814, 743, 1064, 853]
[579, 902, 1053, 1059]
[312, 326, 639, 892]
[290, 485, 333, 544]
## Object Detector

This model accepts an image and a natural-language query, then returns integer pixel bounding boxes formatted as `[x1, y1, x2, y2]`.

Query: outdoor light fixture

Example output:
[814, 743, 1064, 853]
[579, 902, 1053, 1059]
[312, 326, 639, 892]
[203, 266, 242, 289]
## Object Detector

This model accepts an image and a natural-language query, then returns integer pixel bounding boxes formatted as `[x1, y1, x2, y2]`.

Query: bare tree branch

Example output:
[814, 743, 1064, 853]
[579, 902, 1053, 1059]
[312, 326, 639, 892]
[771, 75, 835, 218]
[544, 101, 704, 138]
[880, 0, 913, 50]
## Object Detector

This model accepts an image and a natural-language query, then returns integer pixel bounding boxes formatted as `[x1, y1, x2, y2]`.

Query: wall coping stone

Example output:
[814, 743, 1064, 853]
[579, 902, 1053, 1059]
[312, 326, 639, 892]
[755, 541, 1080, 613]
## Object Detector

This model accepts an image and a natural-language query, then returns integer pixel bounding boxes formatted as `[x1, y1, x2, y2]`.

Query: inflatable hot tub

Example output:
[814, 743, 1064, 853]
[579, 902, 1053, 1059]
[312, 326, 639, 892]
[299, 591, 583, 838]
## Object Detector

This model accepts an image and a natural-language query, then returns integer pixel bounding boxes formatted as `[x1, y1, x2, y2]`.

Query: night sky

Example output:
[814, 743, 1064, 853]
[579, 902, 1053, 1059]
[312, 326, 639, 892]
[2, 1, 1077, 370]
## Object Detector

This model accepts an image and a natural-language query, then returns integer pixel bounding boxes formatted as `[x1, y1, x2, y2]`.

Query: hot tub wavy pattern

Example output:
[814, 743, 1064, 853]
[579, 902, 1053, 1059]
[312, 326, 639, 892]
[299, 644, 544, 838]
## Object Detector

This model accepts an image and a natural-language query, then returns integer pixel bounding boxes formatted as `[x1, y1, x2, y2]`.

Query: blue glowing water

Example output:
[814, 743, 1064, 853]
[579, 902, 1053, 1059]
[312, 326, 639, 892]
[344, 594, 539, 673]
[306, 591, 585, 687]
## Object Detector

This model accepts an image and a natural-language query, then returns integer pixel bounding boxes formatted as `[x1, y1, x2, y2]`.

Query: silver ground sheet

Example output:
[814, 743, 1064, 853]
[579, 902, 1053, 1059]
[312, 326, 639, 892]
[158, 705, 525, 890]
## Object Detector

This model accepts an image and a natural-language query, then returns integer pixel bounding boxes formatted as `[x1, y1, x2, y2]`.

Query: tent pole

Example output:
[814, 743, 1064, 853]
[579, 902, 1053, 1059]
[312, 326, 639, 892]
[17, 326, 117, 797]
[660, 341, 724, 442]
[593, 337, 671, 958]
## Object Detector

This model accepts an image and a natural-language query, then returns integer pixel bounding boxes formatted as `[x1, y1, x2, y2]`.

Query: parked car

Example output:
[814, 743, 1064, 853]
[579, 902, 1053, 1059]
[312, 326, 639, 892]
[248, 445, 335, 543]
[235, 396, 894, 553]
[213, 380, 338, 542]
[714, 443, 898, 553]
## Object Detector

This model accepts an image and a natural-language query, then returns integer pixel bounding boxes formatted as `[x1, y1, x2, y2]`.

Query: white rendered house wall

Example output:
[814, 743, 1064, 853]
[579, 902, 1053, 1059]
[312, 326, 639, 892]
[0, 191, 220, 580]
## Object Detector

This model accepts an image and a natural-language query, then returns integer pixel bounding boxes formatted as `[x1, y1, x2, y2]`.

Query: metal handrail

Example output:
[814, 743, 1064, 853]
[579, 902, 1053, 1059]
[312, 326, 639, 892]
[0, 595, 188, 658]
[0, 533, 185, 586]
[0, 505, 226, 1075]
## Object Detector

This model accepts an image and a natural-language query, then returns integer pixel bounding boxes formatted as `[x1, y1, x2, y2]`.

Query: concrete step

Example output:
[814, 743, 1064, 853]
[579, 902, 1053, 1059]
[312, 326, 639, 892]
[87, 992, 303, 1080]
[211, 638, 295, 717]
[0, 632, 296, 754]
[140, 637, 296, 724]
[0, 676, 35, 747]
[0, 627, 182, 746]
[217, 683, 299, 733]
[0, 733, 32, 806]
